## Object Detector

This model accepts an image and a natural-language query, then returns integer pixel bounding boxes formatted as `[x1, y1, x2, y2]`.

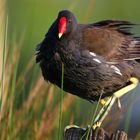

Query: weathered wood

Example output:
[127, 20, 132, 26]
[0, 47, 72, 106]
[64, 126, 132, 140]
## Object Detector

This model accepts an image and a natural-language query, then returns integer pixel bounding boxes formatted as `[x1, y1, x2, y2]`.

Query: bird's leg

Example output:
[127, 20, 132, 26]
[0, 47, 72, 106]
[93, 77, 139, 129]
[100, 97, 120, 108]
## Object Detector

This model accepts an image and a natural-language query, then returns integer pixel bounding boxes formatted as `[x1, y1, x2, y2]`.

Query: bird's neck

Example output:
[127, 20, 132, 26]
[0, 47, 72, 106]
[46, 20, 59, 39]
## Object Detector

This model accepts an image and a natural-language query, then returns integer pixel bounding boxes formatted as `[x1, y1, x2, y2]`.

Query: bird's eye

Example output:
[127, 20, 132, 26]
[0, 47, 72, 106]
[68, 20, 72, 23]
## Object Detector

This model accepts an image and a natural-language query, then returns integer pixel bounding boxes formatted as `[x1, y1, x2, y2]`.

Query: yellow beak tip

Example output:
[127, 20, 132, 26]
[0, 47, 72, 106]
[58, 33, 63, 38]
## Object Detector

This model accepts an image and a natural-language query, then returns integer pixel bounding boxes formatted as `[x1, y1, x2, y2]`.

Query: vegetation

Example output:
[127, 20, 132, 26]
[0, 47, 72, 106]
[0, 0, 140, 139]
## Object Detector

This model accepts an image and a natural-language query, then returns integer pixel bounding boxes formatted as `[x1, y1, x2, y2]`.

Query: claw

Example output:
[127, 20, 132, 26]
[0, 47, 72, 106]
[93, 122, 101, 130]
[100, 99, 106, 106]
[92, 77, 138, 128]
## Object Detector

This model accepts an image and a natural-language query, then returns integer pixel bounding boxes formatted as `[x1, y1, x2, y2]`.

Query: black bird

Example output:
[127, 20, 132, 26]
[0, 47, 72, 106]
[36, 10, 140, 102]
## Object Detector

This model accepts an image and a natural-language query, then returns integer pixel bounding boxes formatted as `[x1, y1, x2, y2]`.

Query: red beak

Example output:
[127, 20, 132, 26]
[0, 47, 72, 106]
[58, 17, 67, 38]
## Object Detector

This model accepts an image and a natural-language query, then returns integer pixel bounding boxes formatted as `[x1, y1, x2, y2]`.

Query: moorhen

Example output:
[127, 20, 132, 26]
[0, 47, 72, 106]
[36, 10, 140, 102]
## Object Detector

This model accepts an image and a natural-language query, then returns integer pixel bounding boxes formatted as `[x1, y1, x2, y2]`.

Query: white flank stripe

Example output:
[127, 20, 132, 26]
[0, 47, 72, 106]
[110, 65, 122, 76]
[90, 52, 96, 56]
[93, 58, 101, 63]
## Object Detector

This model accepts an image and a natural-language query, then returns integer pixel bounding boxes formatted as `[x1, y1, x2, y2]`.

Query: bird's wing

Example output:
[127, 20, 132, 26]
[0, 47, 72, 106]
[80, 20, 140, 62]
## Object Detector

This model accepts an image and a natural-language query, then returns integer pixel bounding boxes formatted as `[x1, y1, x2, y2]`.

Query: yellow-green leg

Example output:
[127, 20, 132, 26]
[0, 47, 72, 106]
[93, 77, 139, 129]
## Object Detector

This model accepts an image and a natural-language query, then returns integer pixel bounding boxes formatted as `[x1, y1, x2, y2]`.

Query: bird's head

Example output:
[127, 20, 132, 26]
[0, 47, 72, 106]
[57, 10, 78, 38]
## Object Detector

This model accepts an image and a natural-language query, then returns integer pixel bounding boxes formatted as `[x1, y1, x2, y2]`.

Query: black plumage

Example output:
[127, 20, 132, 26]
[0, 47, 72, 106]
[36, 10, 140, 102]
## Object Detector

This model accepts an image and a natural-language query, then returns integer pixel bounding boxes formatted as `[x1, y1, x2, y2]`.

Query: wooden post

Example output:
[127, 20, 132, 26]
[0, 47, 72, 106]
[64, 126, 130, 140]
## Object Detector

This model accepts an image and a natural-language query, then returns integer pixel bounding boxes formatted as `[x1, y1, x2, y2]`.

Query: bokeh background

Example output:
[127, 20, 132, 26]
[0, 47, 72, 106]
[1, 0, 140, 139]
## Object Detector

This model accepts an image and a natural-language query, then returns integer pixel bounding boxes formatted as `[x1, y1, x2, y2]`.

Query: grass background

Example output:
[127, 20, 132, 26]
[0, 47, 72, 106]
[1, 0, 140, 139]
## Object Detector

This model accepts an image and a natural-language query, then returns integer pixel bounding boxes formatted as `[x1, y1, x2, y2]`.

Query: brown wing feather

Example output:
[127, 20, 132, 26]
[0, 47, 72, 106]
[81, 20, 140, 62]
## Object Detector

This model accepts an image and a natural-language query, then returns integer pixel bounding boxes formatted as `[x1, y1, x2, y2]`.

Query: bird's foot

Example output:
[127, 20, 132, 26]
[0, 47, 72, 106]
[100, 99, 107, 106]
[93, 77, 138, 128]
[100, 97, 110, 107]
[92, 121, 101, 129]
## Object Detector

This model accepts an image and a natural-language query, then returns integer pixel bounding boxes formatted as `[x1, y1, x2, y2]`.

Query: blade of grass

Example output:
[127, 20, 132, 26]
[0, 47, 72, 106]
[7, 48, 20, 140]
[80, 90, 103, 140]
[58, 63, 64, 140]
[0, 15, 8, 123]
[86, 91, 103, 139]
[84, 0, 96, 22]
[0, 14, 8, 117]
